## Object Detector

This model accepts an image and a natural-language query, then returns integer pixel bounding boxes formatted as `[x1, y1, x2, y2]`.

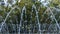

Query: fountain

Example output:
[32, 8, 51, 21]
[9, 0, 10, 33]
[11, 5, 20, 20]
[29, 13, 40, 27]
[0, 6, 20, 34]
[32, 4, 41, 34]
[0, 0, 60, 34]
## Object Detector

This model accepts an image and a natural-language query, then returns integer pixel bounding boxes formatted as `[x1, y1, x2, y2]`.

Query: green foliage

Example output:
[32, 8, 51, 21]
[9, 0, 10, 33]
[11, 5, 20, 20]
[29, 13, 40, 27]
[0, 0, 60, 24]
[49, 0, 60, 7]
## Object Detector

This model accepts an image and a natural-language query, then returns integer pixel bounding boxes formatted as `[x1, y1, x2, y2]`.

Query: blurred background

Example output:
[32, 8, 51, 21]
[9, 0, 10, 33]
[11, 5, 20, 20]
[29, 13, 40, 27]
[0, 0, 60, 34]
